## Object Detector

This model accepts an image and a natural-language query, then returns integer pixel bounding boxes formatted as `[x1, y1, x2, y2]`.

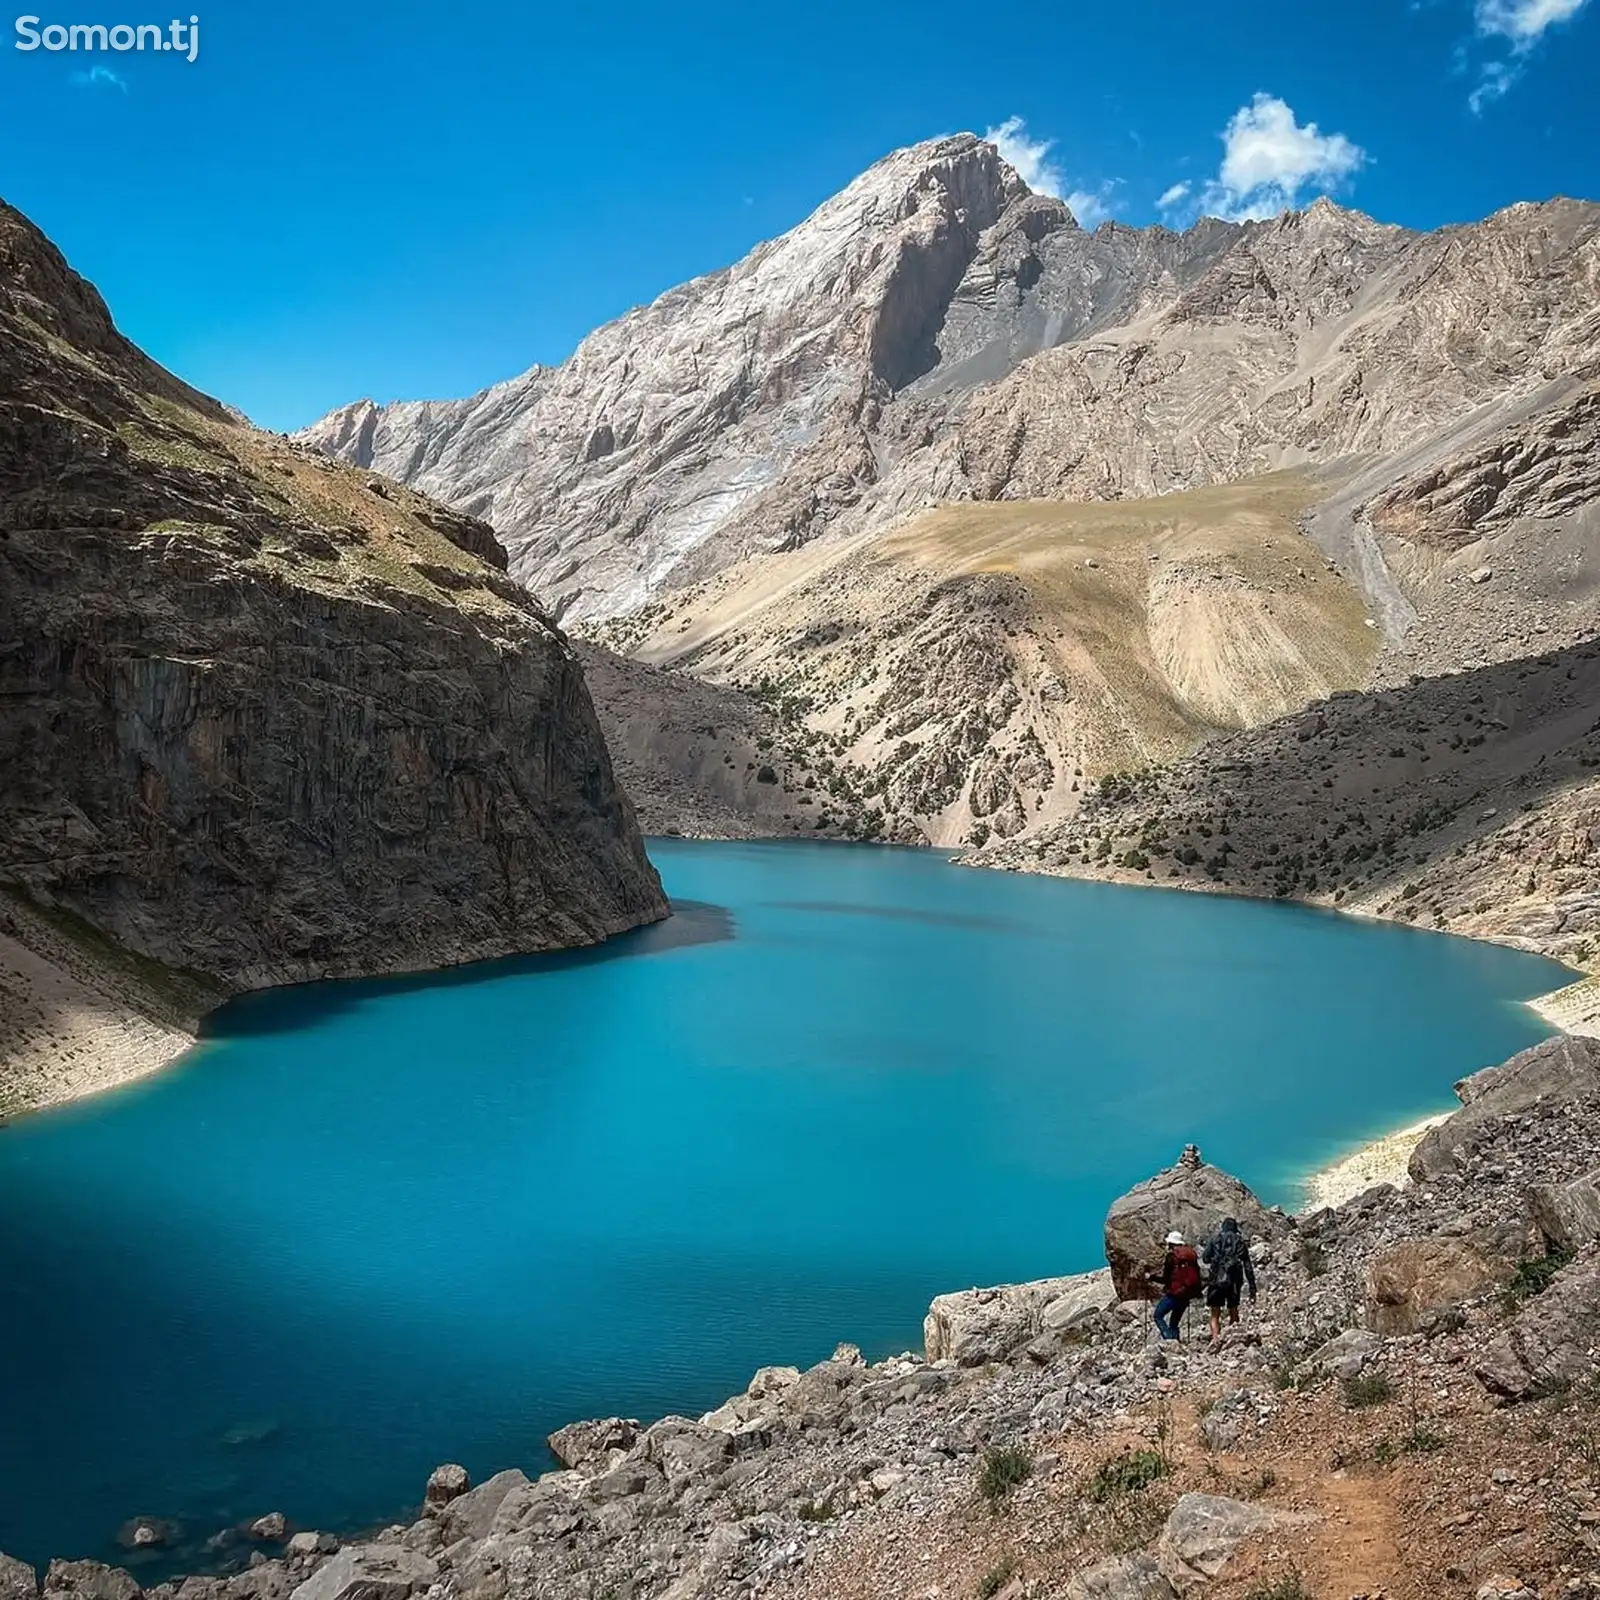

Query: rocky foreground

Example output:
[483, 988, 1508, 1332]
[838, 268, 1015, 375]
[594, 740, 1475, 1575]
[17, 1032, 1600, 1600]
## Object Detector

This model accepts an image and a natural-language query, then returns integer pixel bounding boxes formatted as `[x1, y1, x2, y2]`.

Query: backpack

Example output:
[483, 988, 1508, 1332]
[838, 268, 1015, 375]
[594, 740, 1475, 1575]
[1208, 1228, 1247, 1282]
[1169, 1246, 1201, 1297]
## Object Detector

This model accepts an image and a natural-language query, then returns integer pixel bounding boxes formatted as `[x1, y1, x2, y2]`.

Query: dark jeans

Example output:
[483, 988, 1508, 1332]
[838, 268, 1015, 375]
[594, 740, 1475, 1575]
[1153, 1293, 1191, 1340]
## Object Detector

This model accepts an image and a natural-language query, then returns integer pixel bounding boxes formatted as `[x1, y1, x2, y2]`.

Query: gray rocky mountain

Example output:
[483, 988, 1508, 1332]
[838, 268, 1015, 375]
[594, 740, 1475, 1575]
[0, 201, 666, 1112]
[302, 134, 1598, 635]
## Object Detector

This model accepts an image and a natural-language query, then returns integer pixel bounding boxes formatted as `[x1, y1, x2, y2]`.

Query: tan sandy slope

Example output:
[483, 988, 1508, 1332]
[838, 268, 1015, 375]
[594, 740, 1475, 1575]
[589, 474, 1377, 848]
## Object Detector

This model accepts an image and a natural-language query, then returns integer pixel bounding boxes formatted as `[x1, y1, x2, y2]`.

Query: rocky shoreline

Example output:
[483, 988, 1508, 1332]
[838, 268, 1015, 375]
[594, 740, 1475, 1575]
[1302, 1113, 1453, 1211]
[9, 1032, 1600, 1600]
[0, 891, 213, 1119]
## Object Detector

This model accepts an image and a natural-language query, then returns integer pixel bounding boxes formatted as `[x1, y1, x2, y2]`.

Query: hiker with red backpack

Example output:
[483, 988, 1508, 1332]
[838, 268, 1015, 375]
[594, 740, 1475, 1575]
[1152, 1229, 1201, 1341]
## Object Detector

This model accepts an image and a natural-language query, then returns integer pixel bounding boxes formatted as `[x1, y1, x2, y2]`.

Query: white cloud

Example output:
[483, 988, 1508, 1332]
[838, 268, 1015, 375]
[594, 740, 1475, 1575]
[1188, 94, 1365, 222]
[1469, 0, 1589, 112]
[1064, 184, 1117, 228]
[985, 115, 1119, 227]
[985, 116, 1065, 199]
[1475, 0, 1588, 41]
[1156, 181, 1191, 210]
[70, 64, 127, 91]
[1468, 58, 1519, 111]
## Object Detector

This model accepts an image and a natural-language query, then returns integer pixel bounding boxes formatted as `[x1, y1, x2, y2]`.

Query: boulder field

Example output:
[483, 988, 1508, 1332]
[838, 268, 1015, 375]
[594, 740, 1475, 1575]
[8, 1033, 1600, 1599]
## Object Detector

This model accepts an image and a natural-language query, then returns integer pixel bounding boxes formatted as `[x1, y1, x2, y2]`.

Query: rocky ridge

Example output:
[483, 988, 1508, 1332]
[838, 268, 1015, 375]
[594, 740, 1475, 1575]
[301, 136, 1598, 635]
[0, 199, 667, 1109]
[585, 474, 1379, 848]
[18, 1034, 1600, 1600]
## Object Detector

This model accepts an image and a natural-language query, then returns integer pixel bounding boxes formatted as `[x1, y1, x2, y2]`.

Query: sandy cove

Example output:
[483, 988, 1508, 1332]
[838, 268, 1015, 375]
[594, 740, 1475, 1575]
[0, 896, 200, 1119]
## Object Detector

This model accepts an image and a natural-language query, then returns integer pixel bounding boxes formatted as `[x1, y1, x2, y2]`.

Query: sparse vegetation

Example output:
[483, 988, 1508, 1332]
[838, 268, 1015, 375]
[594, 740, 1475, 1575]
[1342, 1370, 1394, 1409]
[976, 1555, 1018, 1598]
[1509, 1250, 1574, 1301]
[1083, 1448, 1170, 1503]
[977, 1445, 1033, 1506]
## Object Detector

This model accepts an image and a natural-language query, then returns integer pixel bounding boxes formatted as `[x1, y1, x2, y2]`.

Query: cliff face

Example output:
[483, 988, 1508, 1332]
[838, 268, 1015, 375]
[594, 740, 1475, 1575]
[0, 201, 666, 1050]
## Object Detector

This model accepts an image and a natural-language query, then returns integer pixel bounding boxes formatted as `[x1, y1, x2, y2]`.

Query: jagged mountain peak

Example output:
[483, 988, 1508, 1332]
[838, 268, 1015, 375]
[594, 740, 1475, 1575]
[299, 146, 1600, 624]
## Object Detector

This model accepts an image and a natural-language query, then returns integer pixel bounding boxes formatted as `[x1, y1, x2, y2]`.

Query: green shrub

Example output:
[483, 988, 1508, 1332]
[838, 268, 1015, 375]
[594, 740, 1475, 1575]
[796, 1496, 836, 1522]
[976, 1556, 1018, 1598]
[1509, 1250, 1574, 1301]
[977, 1445, 1033, 1505]
[1083, 1448, 1170, 1503]
[1342, 1371, 1394, 1409]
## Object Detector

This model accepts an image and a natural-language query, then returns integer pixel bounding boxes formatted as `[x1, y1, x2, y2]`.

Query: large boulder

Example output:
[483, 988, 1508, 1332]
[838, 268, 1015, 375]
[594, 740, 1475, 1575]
[486, 1477, 585, 1539]
[701, 1365, 804, 1433]
[1063, 1554, 1176, 1600]
[0, 1557, 38, 1600]
[422, 1464, 469, 1508]
[924, 1269, 1116, 1364]
[225, 1562, 295, 1600]
[1411, 1036, 1600, 1180]
[1531, 1166, 1600, 1255]
[438, 1535, 533, 1600]
[772, 1349, 867, 1430]
[1476, 1250, 1600, 1401]
[642, 1420, 736, 1485]
[1104, 1151, 1288, 1301]
[1306, 1329, 1384, 1382]
[546, 1417, 639, 1471]
[43, 1567, 139, 1600]
[1365, 1237, 1513, 1335]
[287, 1549, 436, 1600]
[433, 1470, 531, 1543]
[1157, 1495, 1314, 1596]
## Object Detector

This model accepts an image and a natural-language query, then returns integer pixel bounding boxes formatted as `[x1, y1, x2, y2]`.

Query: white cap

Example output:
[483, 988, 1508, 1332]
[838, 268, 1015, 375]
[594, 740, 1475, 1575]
[1165, 1230, 1186, 1245]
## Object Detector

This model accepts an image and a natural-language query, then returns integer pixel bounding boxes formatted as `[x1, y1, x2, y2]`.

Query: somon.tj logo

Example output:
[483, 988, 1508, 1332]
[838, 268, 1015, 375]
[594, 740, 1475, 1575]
[15, 14, 200, 62]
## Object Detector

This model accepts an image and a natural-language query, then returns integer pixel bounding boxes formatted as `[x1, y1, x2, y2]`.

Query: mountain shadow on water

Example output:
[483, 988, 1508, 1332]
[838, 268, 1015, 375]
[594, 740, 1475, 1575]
[201, 900, 733, 1040]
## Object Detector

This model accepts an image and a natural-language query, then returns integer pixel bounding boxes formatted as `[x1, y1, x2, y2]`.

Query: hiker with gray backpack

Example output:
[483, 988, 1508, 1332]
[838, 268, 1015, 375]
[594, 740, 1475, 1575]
[1202, 1216, 1256, 1348]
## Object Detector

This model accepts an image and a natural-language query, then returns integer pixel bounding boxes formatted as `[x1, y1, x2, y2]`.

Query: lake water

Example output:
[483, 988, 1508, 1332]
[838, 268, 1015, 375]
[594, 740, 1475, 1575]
[0, 840, 1570, 1570]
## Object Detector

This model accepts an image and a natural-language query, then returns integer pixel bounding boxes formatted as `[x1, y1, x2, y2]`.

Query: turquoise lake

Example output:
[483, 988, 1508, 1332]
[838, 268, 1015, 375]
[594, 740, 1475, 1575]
[0, 839, 1571, 1570]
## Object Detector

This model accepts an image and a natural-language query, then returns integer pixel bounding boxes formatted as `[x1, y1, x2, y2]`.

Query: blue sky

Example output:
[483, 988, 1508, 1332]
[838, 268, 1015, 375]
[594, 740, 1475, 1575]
[3, 0, 1596, 431]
